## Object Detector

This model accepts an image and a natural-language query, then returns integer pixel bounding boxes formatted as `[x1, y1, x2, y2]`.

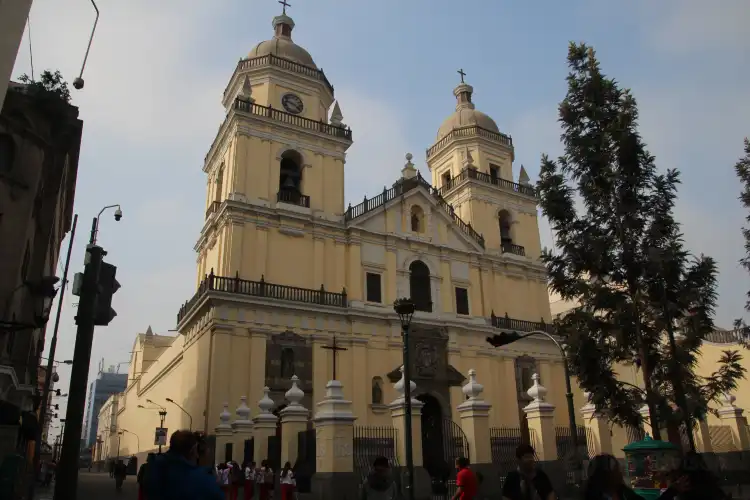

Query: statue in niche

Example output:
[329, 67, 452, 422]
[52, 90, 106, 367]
[281, 347, 295, 379]
[371, 377, 383, 405]
[415, 343, 438, 377]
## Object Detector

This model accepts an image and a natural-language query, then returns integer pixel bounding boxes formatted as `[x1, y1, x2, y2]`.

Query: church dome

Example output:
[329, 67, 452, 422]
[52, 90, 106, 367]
[248, 13, 317, 68]
[436, 81, 499, 140]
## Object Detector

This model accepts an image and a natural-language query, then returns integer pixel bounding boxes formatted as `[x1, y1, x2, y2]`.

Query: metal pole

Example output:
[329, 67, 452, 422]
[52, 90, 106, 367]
[29, 214, 77, 500]
[54, 239, 104, 500]
[561, 356, 582, 484]
[89, 216, 98, 245]
[158, 411, 166, 453]
[401, 324, 415, 500]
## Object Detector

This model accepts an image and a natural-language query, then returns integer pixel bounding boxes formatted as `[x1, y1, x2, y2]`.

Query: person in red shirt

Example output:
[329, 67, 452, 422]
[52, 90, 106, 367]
[452, 457, 478, 500]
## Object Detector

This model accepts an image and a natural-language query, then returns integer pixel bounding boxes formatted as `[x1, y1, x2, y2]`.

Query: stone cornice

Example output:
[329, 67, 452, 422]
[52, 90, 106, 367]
[444, 184, 537, 212]
[427, 130, 515, 164]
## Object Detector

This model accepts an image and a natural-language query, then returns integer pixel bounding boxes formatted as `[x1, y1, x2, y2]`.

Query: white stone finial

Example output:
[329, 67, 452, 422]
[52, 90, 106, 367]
[258, 386, 275, 414]
[239, 76, 254, 102]
[462, 369, 484, 401]
[402, 154, 417, 180]
[722, 393, 737, 407]
[235, 396, 251, 421]
[218, 402, 232, 429]
[285, 375, 305, 407]
[329, 100, 344, 127]
[526, 373, 547, 403]
[394, 365, 417, 396]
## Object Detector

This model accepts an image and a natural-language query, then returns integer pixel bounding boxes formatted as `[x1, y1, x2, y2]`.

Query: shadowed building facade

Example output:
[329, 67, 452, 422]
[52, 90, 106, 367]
[106, 10, 584, 476]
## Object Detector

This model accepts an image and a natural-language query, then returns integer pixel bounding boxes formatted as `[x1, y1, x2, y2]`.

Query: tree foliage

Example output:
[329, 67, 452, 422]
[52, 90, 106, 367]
[17, 70, 71, 103]
[736, 139, 750, 312]
[537, 43, 745, 431]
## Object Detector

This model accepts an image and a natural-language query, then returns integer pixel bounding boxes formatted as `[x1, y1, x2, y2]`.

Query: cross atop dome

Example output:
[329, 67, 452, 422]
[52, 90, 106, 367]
[278, 0, 291, 15]
[453, 69, 474, 111]
[457, 68, 467, 84]
[273, 0, 296, 39]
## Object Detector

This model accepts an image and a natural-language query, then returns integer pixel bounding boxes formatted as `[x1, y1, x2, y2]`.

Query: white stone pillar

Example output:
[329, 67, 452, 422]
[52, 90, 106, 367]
[252, 387, 279, 463]
[522, 374, 556, 461]
[280, 376, 309, 466]
[214, 403, 234, 464]
[718, 394, 750, 451]
[580, 392, 613, 455]
[389, 366, 424, 467]
[457, 369, 491, 465]
[231, 396, 253, 462]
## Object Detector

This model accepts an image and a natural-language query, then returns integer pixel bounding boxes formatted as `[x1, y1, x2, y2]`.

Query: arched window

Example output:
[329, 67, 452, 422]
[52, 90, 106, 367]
[371, 377, 383, 405]
[280, 348, 295, 378]
[409, 260, 432, 312]
[0, 134, 15, 172]
[214, 164, 224, 202]
[279, 150, 303, 203]
[410, 205, 424, 233]
[499, 210, 513, 246]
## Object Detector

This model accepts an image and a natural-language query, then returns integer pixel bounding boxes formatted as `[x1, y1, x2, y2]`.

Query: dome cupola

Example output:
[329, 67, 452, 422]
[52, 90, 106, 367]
[247, 2, 317, 68]
[436, 70, 500, 140]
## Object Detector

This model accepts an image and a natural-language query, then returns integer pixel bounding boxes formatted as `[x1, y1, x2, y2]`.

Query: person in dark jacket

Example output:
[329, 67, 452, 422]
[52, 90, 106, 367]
[137, 453, 156, 500]
[114, 460, 127, 490]
[360, 456, 400, 500]
[145, 430, 224, 500]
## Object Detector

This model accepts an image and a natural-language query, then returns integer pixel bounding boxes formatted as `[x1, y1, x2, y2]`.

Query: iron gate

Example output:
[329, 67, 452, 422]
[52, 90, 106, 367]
[243, 438, 254, 465]
[353, 426, 399, 485]
[425, 418, 469, 499]
[293, 429, 316, 493]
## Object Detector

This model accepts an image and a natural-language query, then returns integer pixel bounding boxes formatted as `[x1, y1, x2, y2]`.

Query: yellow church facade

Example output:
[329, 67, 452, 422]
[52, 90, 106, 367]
[106, 10, 582, 461]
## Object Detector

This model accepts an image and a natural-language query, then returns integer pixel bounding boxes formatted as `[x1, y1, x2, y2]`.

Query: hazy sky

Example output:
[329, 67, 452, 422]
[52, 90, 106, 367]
[13, 0, 749, 425]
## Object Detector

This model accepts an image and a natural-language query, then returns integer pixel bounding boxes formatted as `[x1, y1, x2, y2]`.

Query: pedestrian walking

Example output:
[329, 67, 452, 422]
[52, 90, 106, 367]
[114, 459, 127, 491]
[243, 461, 256, 500]
[137, 453, 156, 500]
[359, 456, 399, 500]
[500, 444, 555, 500]
[258, 460, 274, 500]
[279, 462, 295, 500]
[451, 457, 477, 500]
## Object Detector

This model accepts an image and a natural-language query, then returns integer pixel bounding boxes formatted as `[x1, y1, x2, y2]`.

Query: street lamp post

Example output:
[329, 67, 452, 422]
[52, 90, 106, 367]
[487, 329, 582, 484]
[393, 298, 416, 500]
[140, 400, 168, 453]
[165, 398, 193, 430]
[89, 204, 122, 245]
[120, 429, 140, 453]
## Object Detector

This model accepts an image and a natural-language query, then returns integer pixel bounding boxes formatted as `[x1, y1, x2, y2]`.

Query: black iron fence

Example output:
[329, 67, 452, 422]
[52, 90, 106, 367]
[490, 426, 538, 486]
[353, 426, 399, 486]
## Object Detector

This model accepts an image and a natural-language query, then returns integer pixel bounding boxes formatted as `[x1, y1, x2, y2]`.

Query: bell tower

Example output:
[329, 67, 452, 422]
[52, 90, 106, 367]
[426, 72, 541, 259]
[196, 7, 353, 283]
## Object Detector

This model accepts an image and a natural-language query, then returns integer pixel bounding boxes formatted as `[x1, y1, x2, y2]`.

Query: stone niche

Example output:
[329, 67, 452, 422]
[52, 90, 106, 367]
[265, 330, 313, 410]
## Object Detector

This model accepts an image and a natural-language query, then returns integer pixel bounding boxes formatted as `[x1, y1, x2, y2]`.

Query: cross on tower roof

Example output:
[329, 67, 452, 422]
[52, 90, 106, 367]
[321, 335, 347, 381]
[458, 68, 467, 83]
[278, 0, 291, 14]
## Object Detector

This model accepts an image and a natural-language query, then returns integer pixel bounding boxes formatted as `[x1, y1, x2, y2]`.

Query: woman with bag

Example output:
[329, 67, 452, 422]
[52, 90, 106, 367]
[279, 462, 296, 500]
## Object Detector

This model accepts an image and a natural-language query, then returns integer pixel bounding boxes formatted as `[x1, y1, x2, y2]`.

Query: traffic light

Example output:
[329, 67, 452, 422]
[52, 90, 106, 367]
[486, 332, 523, 347]
[94, 261, 120, 326]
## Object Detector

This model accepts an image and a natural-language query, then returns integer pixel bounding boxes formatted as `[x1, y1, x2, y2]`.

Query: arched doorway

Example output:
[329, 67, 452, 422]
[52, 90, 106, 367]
[418, 394, 447, 481]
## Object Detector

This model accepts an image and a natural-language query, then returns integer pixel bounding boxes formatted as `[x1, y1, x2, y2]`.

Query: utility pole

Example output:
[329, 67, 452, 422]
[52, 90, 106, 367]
[54, 236, 103, 500]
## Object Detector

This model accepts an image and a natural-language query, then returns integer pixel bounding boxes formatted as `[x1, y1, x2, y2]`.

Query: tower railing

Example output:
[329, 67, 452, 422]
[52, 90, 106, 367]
[437, 167, 536, 198]
[426, 125, 513, 159]
[226, 53, 335, 95]
[234, 98, 352, 140]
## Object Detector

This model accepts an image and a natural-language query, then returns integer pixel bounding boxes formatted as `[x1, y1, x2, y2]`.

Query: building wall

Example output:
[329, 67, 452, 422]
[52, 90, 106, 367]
[0, 84, 81, 416]
[0, 0, 32, 112]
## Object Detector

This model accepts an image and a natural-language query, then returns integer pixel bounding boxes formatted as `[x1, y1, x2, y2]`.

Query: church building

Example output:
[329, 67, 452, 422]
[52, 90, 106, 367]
[113, 8, 579, 465]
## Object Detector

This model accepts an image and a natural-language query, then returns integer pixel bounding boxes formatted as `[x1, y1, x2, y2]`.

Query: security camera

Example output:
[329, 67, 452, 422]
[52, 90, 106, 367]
[52, 372, 60, 383]
[73, 77, 84, 90]
[114, 208, 122, 221]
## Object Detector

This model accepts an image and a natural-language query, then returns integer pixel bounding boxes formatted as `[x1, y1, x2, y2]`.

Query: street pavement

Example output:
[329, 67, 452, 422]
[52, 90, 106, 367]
[35, 471, 138, 500]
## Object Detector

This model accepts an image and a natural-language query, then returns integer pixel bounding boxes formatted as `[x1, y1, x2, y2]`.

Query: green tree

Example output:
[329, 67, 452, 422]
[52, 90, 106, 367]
[537, 43, 744, 438]
[736, 138, 750, 311]
[17, 70, 71, 103]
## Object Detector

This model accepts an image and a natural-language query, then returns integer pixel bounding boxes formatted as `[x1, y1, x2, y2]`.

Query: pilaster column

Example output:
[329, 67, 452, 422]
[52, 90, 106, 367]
[389, 366, 424, 467]
[252, 387, 279, 463]
[214, 403, 234, 464]
[638, 405, 653, 439]
[280, 376, 309, 466]
[456, 369, 491, 465]
[580, 392, 612, 455]
[718, 394, 750, 451]
[231, 396, 253, 461]
[522, 374, 556, 461]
